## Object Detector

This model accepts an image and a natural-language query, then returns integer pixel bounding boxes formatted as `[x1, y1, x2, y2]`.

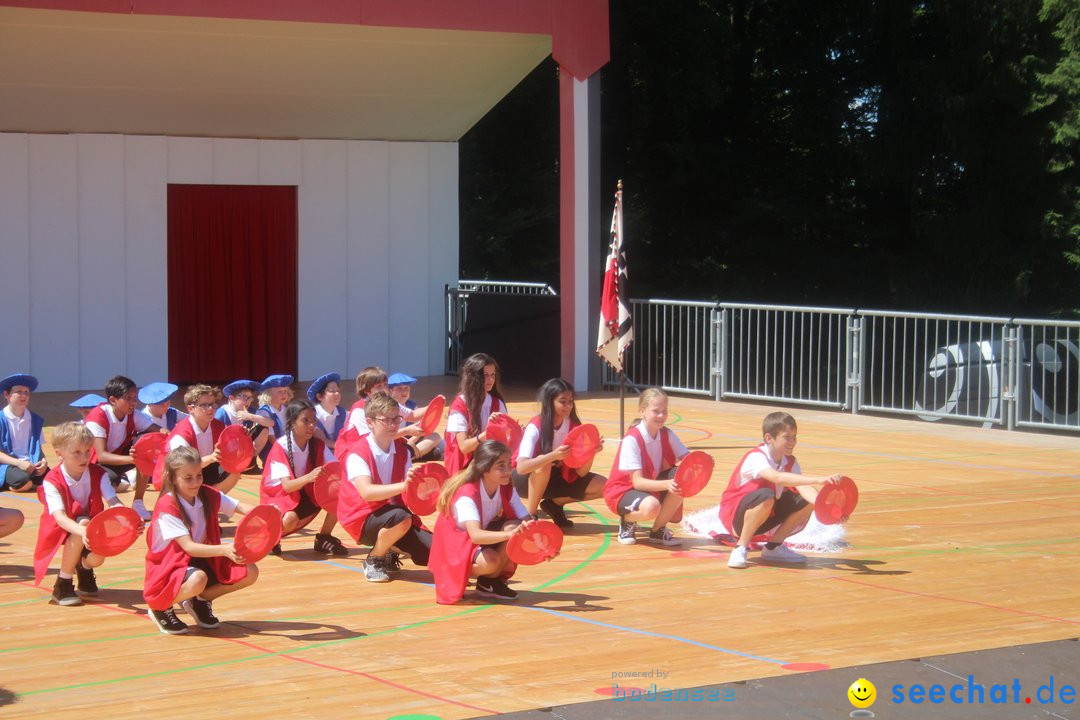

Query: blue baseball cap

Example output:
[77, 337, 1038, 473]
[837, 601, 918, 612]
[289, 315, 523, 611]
[260, 374, 294, 390]
[387, 373, 417, 387]
[1, 373, 39, 394]
[70, 393, 106, 409]
[223, 379, 261, 397]
[306, 372, 341, 403]
[138, 382, 179, 405]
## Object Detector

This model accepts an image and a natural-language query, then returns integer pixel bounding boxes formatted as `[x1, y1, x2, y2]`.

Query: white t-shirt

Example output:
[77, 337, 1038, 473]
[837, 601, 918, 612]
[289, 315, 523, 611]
[266, 433, 335, 487]
[315, 404, 341, 436]
[446, 394, 507, 434]
[617, 427, 690, 474]
[516, 417, 572, 461]
[141, 407, 189, 431]
[44, 465, 118, 515]
[452, 482, 528, 530]
[167, 420, 216, 457]
[85, 405, 155, 452]
[738, 444, 802, 496]
[152, 492, 240, 552]
[345, 434, 411, 486]
[3, 405, 42, 459]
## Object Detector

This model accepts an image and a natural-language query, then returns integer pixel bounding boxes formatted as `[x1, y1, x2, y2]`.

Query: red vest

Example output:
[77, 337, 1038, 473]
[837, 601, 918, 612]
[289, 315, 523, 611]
[337, 435, 412, 542]
[718, 447, 797, 536]
[333, 399, 369, 464]
[429, 481, 519, 605]
[517, 416, 579, 482]
[33, 464, 107, 584]
[85, 403, 136, 463]
[143, 488, 248, 610]
[152, 417, 226, 491]
[260, 436, 328, 535]
[603, 426, 681, 522]
[443, 393, 505, 476]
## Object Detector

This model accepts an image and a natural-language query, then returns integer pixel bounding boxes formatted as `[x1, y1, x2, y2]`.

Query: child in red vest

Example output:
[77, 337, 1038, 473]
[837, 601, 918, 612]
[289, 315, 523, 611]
[512, 378, 606, 528]
[337, 392, 432, 582]
[430, 440, 533, 603]
[603, 388, 690, 547]
[444, 353, 508, 475]
[144, 446, 260, 634]
[719, 412, 843, 569]
[34, 422, 131, 606]
[85, 375, 158, 520]
[261, 399, 346, 557]
[154, 385, 242, 495]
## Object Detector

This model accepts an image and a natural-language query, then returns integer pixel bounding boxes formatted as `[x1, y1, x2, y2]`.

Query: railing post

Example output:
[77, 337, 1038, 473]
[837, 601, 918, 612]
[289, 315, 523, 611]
[1004, 324, 1018, 431]
[847, 314, 861, 414]
[712, 306, 724, 402]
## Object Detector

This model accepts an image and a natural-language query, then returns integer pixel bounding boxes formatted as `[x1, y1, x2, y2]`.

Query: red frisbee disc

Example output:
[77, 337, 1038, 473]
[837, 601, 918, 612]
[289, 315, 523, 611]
[485, 414, 523, 455]
[814, 476, 859, 525]
[420, 395, 446, 436]
[233, 505, 282, 563]
[674, 451, 715, 497]
[312, 461, 342, 514]
[132, 433, 167, 476]
[563, 423, 601, 469]
[85, 506, 143, 557]
[506, 520, 563, 565]
[404, 463, 449, 516]
[218, 424, 255, 474]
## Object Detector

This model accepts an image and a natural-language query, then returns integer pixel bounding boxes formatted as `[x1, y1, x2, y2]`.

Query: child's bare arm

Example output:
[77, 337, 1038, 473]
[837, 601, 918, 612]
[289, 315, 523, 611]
[758, 467, 841, 488]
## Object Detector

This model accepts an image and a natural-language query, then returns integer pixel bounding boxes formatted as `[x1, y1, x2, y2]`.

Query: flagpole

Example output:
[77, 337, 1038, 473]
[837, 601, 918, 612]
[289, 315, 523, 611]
[617, 182, 625, 437]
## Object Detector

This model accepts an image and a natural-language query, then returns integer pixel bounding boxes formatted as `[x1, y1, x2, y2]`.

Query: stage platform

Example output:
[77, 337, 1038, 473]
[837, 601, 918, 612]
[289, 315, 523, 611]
[2, 379, 1077, 719]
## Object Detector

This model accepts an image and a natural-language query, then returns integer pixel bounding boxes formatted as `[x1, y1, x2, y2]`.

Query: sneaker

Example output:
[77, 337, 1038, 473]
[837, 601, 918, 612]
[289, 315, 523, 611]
[181, 597, 221, 629]
[727, 545, 749, 569]
[76, 563, 99, 596]
[647, 526, 681, 546]
[760, 544, 806, 564]
[363, 555, 390, 583]
[51, 577, 83, 606]
[475, 576, 517, 600]
[149, 608, 190, 635]
[385, 551, 403, 573]
[269, 543, 282, 557]
[617, 517, 637, 545]
[132, 498, 151, 522]
[540, 499, 573, 529]
[313, 533, 348, 557]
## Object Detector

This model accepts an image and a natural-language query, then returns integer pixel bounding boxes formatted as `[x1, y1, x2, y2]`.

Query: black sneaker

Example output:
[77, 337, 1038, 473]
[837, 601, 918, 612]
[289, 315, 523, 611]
[270, 543, 282, 557]
[76, 563, 99, 596]
[540, 499, 573, 529]
[313, 533, 348, 557]
[475, 576, 517, 600]
[181, 597, 221, 629]
[149, 608, 190, 635]
[51, 577, 83, 606]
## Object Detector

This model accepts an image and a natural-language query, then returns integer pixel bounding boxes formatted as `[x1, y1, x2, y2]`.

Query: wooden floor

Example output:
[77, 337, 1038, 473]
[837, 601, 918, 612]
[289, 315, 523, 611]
[2, 385, 1079, 719]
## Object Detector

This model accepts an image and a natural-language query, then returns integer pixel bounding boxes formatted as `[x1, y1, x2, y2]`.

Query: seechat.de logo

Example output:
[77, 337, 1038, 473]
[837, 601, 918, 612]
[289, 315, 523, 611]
[848, 678, 877, 717]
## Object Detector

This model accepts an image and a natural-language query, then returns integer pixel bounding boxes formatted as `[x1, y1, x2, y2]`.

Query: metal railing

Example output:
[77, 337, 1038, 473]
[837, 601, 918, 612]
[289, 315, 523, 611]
[445, 280, 559, 374]
[455, 279, 557, 295]
[447, 284, 1080, 434]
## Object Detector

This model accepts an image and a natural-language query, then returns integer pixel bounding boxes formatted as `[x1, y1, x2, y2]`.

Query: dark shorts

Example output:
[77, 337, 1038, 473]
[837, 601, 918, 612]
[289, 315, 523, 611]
[732, 488, 810, 536]
[360, 504, 432, 565]
[511, 466, 595, 501]
[290, 487, 321, 521]
[100, 462, 136, 487]
[614, 467, 676, 516]
[186, 556, 220, 587]
[3, 464, 48, 490]
[201, 462, 230, 487]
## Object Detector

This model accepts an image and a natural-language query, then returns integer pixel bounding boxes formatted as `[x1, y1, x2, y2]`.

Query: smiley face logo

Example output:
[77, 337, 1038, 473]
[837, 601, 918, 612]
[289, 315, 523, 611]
[847, 678, 876, 709]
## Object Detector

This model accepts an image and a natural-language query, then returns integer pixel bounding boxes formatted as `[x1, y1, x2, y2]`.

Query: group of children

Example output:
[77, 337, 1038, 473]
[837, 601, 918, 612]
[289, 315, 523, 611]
[0, 361, 845, 632]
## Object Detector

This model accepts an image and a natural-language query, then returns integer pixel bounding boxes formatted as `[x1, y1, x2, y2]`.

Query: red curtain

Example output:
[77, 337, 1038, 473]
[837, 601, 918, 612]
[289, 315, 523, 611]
[167, 185, 298, 385]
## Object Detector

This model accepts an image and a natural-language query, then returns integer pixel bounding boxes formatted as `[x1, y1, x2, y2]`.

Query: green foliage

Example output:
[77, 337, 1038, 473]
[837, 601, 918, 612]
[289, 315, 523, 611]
[460, 0, 1080, 316]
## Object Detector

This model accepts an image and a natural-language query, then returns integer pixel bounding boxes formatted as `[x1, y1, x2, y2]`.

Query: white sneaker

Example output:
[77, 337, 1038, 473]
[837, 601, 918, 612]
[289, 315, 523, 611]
[760, 544, 806, 564]
[132, 499, 152, 522]
[727, 545, 749, 569]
